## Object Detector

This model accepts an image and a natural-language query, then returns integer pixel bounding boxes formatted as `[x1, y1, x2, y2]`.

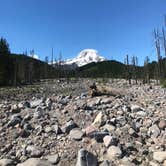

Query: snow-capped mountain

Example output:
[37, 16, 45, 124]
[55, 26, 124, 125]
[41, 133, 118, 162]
[65, 49, 106, 67]
[31, 54, 39, 60]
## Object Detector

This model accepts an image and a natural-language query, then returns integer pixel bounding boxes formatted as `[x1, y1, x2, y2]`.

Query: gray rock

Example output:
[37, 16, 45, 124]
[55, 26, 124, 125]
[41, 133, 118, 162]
[128, 128, 139, 137]
[23, 113, 32, 121]
[153, 151, 166, 163]
[44, 126, 53, 133]
[92, 111, 106, 128]
[102, 124, 116, 132]
[80, 92, 87, 99]
[107, 146, 122, 159]
[149, 161, 160, 166]
[69, 128, 84, 141]
[131, 121, 141, 132]
[158, 119, 166, 130]
[33, 106, 44, 119]
[30, 99, 43, 108]
[45, 98, 52, 110]
[58, 98, 68, 105]
[122, 105, 131, 112]
[17, 158, 52, 166]
[19, 129, 31, 138]
[120, 157, 134, 166]
[101, 98, 112, 104]
[116, 116, 126, 126]
[26, 145, 43, 157]
[148, 124, 160, 138]
[131, 105, 143, 112]
[135, 111, 147, 117]
[85, 125, 97, 137]
[45, 154, 59, 164]
[17, 103, 24, 109]
[62, 120, 77, 133]
[91, 131, 109, 142]
[103, 135, 118, 147]
[22, 101, 31, 108]
[76, 149, 98, 166]
[100, 160, 111, 166]
[7, 114, 22, 127]
[11, 104, 21, 113]
[0, 159, 15, 166]
[52, 125, 62, 135]
[34, 125, 43, 135]
[23, 123, 33, 131]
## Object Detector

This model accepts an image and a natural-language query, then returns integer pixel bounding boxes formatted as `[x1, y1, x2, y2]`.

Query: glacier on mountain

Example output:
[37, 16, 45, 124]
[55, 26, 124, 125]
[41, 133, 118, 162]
[64, 49, 106, 67]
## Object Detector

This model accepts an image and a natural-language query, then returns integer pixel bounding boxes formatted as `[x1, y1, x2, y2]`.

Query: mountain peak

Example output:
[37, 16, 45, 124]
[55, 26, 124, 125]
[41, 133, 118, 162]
[65, 49, 106, 67]
[77, 49, 98, 58]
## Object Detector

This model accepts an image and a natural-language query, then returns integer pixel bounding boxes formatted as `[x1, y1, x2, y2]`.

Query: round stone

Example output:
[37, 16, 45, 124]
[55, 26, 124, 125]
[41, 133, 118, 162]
[69, 128, 84, 141]
[158, 120, 166, 130]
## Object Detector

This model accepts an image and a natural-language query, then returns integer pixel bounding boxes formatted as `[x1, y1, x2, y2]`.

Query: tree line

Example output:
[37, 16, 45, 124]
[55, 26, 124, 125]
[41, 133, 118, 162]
[0, 38, 59, 86]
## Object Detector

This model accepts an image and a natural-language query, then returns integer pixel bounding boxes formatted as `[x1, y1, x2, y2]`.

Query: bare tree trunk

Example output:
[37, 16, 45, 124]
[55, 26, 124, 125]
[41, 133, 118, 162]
[154, 29, 162, 82]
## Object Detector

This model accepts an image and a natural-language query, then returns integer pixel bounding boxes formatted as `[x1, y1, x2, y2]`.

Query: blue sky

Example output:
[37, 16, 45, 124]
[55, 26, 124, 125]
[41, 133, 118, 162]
[0, 0, 166, 65]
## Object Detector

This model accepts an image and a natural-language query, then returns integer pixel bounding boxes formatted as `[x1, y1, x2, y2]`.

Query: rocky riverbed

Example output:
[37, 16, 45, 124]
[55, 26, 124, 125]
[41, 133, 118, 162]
[0, 79, 166, 166]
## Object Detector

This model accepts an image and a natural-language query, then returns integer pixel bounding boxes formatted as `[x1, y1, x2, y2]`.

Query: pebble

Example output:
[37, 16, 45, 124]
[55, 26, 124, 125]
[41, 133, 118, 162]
[158, 119, 166, 130]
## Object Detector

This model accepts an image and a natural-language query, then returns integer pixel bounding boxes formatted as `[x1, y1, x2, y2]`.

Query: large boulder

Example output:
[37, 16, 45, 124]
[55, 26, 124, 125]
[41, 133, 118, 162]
[44, 154, 60, 165]
[17, 158, 52, 166]
[153, 151, 166, 163]
[0, 159, 15, 166]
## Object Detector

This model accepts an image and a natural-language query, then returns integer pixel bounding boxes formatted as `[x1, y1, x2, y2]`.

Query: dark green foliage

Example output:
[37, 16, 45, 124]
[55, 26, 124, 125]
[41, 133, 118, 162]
[160, 79, 166, 88]
[0, 54, 13, 85]
[74, 59, 160, 82]
[0, 37, 61, 86]
[0, 53, 58, 86]
[76, 60, 127, 78]
[0, 37, 10, 55]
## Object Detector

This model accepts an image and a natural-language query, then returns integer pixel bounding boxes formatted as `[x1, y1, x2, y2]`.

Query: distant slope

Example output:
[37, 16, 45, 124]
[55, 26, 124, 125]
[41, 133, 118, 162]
[77, 60, 127, 77]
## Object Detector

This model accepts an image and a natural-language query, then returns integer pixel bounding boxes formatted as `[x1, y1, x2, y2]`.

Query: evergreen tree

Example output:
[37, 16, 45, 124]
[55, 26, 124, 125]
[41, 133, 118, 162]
[0, 37, 10, 55]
